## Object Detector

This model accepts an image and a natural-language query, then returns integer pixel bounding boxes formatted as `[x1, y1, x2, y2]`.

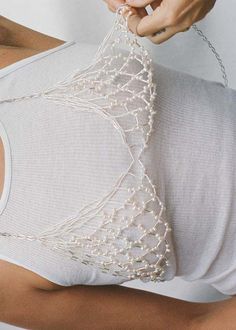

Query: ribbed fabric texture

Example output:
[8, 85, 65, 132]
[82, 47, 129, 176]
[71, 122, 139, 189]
[0, 41, 235, 295]
[0, 42, 136, 286]
[149, 63, 236, 296]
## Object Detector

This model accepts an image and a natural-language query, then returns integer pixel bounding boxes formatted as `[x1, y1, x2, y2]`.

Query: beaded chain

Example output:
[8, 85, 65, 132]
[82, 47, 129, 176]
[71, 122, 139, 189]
[0, 5, 174, 283]
[192, 24, 228, 88]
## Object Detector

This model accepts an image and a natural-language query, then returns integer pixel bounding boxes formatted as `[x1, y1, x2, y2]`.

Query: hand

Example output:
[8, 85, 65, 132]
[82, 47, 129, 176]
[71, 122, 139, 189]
[125, 0, 217, 44]
[103, 0, 150, 36]
[102, 0, 147, 17]
[102, 0, 124, 12]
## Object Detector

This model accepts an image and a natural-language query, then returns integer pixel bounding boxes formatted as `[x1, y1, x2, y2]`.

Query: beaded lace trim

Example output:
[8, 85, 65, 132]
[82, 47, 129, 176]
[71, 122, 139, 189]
[0, 5, 174, 283]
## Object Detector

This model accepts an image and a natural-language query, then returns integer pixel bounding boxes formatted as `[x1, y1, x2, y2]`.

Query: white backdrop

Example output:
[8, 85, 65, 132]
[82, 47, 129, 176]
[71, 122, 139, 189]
[1, 0, 235, 328]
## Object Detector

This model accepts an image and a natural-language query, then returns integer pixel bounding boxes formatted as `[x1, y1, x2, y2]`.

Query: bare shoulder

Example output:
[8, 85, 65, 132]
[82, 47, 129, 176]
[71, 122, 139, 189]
[0, 259, 66, 291]
[0, 45, 41, 69]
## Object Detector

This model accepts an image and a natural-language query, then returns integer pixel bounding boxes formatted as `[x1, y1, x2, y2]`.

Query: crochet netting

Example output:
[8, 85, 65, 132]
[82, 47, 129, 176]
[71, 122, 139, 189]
[0, 7, 173, 283]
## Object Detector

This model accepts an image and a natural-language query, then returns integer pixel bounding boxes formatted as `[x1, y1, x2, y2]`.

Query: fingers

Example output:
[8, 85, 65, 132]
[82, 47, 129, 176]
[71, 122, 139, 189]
[104, 0, 217, 45]
[147, 24, 189, 44]
[126, 0, 157, 7]
[132, 0, 217, 44]
[133, 1, 192, 44]
[116, 5, 142, 34]
[113, 2, 148, 34]
[135, 5, 167, 36]
[103, 0, 148, 17]
[150, 0, 162, 11]
[104, 0, 190, 45]
[137, 7, 149, 18]
[103, 0, 125, 12]
[126, 13, 143, 34]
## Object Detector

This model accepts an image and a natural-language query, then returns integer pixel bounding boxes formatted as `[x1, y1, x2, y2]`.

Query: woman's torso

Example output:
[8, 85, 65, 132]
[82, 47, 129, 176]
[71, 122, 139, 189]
[0, 40, 177, 289]
[0, 40, 236, 295]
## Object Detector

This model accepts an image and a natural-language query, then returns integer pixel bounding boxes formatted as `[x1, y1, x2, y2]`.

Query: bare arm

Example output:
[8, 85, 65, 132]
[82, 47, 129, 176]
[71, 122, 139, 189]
[0, 15, 64, 50]
[1, 283, 221, 330]
[0, 15, 65, 69]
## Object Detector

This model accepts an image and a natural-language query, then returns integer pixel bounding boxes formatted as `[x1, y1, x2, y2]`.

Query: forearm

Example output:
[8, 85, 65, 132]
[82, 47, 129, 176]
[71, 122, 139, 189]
[0, 15, 64, 50]
[2, 284, 213, 330]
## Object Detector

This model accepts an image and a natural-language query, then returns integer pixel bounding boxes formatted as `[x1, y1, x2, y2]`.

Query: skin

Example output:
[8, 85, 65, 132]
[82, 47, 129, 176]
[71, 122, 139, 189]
[1, 11, 236, 330]
[0, 15, 65, 69]
[0, 280, 216, 330]
[103, 0, 216, 44]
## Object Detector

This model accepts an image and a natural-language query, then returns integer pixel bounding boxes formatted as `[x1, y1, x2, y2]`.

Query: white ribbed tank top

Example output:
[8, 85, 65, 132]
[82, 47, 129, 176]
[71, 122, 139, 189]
[0, 39, 177, 287]
[0, 40, 236, 295]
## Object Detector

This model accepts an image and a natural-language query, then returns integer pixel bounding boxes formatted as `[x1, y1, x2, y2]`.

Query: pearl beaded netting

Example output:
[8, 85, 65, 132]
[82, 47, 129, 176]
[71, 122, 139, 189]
[0, 5, 175, 283]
